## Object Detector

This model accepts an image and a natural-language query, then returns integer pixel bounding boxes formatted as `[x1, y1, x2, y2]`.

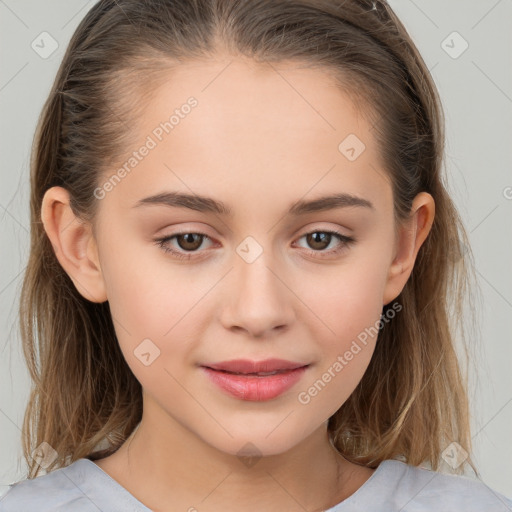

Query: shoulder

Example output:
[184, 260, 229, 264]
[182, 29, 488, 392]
[0, 459, 102, 512]
[381, 460, 512, 511]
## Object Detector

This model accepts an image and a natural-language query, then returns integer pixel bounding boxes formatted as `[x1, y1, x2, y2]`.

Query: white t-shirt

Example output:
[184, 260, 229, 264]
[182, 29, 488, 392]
[1, 457, 511, 511]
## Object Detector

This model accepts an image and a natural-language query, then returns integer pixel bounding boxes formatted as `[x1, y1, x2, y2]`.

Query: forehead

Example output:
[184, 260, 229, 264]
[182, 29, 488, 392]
[104, 57, 391, 217]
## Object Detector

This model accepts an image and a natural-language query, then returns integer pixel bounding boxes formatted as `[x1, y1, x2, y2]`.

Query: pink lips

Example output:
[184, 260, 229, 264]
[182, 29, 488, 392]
[201, 358, 309, 401]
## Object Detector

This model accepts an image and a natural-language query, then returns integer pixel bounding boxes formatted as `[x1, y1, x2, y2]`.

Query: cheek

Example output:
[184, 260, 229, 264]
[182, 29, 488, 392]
[99, 243, 213, 381]
[295, 256, 388, 342]
[291, 259, 388, 409]
[101, 234, 208, 336]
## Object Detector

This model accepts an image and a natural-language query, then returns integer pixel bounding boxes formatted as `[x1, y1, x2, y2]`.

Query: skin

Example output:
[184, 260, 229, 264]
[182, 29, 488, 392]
[41, 55, 434, 512]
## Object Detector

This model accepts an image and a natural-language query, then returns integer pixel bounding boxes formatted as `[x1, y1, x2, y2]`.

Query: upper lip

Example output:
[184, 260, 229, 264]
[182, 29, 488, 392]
[203, 358, 309, 374]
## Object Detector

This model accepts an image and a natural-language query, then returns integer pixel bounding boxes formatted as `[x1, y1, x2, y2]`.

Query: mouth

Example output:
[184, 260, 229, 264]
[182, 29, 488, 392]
[207, 369, 300, 376]
[202, 358, 309, 374]
[200, 359, 310, 401]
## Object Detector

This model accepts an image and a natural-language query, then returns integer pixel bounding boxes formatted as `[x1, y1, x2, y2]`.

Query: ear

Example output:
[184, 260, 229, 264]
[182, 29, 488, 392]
[382, 192, 435, 306]
[41, 186, 107, 303]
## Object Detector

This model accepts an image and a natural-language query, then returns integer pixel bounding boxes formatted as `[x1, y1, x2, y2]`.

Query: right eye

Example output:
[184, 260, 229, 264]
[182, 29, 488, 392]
[154, 231, 214, 260]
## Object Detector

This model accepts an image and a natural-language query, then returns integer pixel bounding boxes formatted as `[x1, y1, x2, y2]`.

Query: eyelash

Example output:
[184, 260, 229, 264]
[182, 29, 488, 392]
[154, 229, 356, 261]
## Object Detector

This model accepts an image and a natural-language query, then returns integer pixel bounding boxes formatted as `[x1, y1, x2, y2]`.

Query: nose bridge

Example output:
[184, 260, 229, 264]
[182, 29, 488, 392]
[220, 236, 294, 336]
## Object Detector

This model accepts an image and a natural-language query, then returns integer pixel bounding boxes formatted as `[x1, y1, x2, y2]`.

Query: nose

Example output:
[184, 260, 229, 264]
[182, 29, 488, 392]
[219, 247, 295, 339]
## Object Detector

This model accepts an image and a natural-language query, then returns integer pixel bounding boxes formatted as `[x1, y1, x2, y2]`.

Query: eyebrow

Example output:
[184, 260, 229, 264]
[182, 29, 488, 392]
[133, 191, 375, 216]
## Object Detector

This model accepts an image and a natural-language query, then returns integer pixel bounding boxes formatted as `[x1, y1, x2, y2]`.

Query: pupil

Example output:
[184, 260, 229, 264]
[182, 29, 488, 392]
[308, 232, 330, 250]
[179, 233, 202, 250]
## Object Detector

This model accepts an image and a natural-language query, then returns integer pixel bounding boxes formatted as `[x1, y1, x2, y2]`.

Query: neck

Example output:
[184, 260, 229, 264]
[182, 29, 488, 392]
[96, 400, 370, 512]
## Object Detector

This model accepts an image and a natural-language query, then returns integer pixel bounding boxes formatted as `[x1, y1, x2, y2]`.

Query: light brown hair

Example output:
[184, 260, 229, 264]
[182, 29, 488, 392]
[20, 0, 479, 479]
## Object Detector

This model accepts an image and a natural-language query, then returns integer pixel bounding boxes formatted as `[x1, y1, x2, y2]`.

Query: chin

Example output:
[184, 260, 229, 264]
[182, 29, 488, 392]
[198, 423, 315, 461]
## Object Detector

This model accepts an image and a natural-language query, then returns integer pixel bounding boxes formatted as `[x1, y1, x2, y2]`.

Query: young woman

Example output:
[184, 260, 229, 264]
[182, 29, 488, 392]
[2, 0, 511, 510]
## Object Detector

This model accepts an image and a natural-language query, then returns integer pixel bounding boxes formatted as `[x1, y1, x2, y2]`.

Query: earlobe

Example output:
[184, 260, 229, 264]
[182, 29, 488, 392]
[382, 192, 435, 305]
[41, 186, 107, 303]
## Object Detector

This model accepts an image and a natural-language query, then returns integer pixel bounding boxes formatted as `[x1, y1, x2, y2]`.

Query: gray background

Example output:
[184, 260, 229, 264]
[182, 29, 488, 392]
[1, 0, 511, 499]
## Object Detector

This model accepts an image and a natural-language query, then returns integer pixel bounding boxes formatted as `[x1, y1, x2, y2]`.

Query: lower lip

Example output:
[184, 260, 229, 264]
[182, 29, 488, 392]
[201, 366, 308, 401]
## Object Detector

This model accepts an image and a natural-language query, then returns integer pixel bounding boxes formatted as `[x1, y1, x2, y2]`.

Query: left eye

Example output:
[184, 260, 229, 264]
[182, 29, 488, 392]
[294, 230, 355, 254]
[154, 229, 356, 260]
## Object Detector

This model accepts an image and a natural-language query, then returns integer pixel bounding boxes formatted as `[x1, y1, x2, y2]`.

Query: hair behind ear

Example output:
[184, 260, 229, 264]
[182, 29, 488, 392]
[20, 84, 143, 479]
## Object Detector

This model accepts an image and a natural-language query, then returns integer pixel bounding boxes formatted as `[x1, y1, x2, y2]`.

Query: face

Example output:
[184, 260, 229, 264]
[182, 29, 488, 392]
[82, 57, 409, 457]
